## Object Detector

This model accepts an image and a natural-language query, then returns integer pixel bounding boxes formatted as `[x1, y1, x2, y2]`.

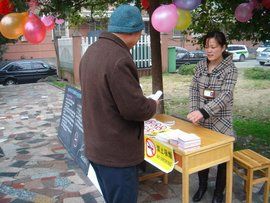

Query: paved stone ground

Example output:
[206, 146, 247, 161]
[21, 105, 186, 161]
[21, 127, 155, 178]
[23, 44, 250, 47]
[0, 83, 268, 203]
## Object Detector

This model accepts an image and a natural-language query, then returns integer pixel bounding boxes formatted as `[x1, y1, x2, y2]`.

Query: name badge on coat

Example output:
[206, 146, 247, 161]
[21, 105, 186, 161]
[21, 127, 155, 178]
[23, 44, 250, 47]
[203, 89, 215, 98]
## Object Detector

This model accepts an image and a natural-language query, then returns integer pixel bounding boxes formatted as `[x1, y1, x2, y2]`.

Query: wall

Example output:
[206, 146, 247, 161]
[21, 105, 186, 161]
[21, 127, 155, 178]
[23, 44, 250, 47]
[69, 23, 90, 37]
[2, 31, 56, 61]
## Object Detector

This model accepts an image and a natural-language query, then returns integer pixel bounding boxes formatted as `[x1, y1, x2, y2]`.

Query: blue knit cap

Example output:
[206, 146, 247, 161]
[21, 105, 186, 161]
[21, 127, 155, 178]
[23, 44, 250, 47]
[108, 4, 144, 33]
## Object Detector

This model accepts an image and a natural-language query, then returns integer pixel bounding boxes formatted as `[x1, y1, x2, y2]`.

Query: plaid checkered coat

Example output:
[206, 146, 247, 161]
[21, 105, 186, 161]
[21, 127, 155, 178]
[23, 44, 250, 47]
[189, 55, 238, 136]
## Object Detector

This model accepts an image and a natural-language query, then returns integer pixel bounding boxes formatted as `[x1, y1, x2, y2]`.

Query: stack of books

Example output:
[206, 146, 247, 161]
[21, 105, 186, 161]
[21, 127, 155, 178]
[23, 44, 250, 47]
[155, 129, 201, 151]
[176, 132, 201, 151]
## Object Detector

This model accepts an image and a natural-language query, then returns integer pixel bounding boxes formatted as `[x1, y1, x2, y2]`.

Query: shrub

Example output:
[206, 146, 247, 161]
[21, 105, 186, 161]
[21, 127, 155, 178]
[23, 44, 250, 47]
[244, 67, 270, 80]
[177, 64, 196, 75]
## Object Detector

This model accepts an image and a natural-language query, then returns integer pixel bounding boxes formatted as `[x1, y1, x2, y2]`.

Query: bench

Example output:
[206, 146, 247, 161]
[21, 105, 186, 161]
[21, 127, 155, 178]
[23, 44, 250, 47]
[233, 149, 270, 203]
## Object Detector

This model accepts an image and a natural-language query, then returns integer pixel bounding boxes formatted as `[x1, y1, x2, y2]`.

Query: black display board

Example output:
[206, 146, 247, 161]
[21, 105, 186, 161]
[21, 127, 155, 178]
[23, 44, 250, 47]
[58, 86, 89, 175]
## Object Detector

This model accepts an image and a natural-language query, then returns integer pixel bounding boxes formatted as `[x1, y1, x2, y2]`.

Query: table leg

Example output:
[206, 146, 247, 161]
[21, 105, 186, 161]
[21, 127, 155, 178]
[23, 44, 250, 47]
[263, 167, 270, 203]
[182, 158, 189, 203]
[246, 169, 253, 203]
[163, 173, 168, 184]
[225, 146, 233, 203]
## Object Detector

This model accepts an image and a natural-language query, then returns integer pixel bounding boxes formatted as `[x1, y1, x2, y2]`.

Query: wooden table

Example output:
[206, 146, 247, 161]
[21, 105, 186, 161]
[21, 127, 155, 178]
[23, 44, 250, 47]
[155, 114, 235, 203]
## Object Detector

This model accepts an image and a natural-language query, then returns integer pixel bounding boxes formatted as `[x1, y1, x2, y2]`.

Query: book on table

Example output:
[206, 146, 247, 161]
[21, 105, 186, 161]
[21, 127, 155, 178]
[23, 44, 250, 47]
[156, 129, 201, 151]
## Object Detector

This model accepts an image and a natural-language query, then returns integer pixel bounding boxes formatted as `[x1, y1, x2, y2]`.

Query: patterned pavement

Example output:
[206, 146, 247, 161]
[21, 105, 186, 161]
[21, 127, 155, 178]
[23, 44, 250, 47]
[0, 83, 268, 203]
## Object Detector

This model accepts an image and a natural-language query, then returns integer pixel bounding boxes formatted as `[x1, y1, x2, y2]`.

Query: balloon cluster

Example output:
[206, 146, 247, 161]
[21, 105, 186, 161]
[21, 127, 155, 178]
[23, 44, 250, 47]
[235, 0, 270, 23]
[0, 0, 64, 44]
[142, 0, 201, 33]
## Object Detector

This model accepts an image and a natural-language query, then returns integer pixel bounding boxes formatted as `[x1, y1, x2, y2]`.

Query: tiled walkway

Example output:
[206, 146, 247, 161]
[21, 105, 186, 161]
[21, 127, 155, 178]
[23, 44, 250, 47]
[0, 83, 267, 203]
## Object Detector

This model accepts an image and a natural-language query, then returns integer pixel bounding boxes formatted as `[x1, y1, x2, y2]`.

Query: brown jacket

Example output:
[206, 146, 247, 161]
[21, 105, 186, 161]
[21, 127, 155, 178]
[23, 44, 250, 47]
[79, 32, 156, 167]
[189, 55, 238, 136]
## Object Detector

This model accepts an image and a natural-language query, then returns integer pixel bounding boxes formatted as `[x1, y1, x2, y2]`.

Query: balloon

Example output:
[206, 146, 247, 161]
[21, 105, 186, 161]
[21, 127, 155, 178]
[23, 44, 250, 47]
[24, 13, 46, 44]
[0, 12, 28, 39]
[0, 0, 14, 15]
[173, 0, 201, 10]
[175, 9, 191, 31]
[262, 0, 270, 9]
[41, 15, 55, 31]
[55, 18, 64, 25]
[141, 0, 149, 10]
[235, 3, 253, 23]
[151, 4, 179, 33]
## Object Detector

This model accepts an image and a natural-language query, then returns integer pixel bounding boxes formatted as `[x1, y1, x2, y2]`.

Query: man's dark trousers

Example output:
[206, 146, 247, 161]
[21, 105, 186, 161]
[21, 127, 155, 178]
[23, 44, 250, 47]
[90, 161, 138, 203]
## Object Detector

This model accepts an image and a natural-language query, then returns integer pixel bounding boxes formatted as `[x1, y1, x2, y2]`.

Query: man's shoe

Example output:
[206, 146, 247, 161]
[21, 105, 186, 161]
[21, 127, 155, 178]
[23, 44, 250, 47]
[192, 187, 207, 202]
[212, 192, 223, 203]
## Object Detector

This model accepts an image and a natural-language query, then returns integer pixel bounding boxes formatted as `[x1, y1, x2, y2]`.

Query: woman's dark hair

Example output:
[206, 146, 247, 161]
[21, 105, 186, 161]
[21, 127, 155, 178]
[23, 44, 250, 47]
[203, 31, 230, 58]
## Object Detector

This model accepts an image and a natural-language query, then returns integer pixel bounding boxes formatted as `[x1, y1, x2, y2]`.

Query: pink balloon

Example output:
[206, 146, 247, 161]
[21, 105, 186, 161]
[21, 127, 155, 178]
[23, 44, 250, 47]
[151, 4, 179, 33]
[41, 15, 55, 31]
[235, 3, 253, 23]
[24, 13, 46, 44]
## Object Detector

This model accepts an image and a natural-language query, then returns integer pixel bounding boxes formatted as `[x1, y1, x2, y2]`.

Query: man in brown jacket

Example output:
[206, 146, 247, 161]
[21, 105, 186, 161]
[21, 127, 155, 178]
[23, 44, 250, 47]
[79, 4, 158, 203]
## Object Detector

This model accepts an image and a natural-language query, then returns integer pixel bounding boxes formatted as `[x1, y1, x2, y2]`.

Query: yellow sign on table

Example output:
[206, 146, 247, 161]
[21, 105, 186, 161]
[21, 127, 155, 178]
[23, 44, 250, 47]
[144, 135, 175, 173]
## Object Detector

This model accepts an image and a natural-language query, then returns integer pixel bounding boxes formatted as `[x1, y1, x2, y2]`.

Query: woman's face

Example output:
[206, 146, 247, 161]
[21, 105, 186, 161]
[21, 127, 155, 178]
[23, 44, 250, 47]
[204, 38, 226, 62]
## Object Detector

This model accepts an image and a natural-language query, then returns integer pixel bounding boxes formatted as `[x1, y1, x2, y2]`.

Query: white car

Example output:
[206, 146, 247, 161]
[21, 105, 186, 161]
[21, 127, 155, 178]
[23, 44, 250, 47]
[227, 45, 249, 62]
[256, 47, 270, 65]
[256, 40, 270, 55]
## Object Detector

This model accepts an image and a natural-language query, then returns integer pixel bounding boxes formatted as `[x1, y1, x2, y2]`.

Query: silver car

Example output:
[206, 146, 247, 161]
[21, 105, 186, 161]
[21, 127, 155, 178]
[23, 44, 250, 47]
[256, 48, 270, 66]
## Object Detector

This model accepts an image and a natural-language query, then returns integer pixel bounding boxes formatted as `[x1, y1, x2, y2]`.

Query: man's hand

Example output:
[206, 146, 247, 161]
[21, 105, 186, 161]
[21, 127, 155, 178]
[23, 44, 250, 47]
[187, 110, 203, 124]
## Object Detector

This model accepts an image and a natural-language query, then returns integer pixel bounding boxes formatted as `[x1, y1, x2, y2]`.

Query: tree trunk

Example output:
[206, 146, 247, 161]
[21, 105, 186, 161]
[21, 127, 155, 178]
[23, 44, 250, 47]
[53, 29, 61, 79]
[148, 0, 164, 113]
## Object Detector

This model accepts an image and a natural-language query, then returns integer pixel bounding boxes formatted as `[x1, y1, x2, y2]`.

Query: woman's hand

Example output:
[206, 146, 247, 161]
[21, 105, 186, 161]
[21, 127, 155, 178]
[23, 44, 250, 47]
[187, 110, 203, 124]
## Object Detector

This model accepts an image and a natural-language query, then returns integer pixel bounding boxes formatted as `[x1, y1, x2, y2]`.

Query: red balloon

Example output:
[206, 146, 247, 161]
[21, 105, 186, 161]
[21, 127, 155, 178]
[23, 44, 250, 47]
[0, 0, 14, 15]
[249, 0, 259, 9]
[24, 13, 46, 44]
[141, 0, 149, 10]
[262, 0, 270, 9]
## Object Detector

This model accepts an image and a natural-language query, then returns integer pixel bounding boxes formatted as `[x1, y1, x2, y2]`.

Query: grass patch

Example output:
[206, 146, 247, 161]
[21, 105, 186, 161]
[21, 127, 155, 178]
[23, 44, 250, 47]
[234, 118, 270, 157]
[244, 67, 270, 80]
[234, 119, 270, 141]
[164, 97, 189, 116]
[240, 79, 270, 89]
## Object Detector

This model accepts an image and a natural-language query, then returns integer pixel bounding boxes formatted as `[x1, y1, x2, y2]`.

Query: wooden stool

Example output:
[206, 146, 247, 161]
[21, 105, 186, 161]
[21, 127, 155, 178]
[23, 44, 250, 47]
[233, 149, 270, 203]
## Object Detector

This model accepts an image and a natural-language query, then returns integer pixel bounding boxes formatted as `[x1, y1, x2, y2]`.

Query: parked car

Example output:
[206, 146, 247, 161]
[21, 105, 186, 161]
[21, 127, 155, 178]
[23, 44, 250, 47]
[0, 60, 57, 85]
[256, 47, 270, 65]
[175, 46, 189, 59]
[256, 40, 270, 54]
[227, 44, 249, 61]
[176, 50, 206, 67]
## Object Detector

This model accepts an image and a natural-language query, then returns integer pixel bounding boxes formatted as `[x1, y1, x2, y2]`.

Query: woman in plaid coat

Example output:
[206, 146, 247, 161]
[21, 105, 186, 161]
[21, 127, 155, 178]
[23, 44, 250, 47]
[187, 31, 238, 203]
